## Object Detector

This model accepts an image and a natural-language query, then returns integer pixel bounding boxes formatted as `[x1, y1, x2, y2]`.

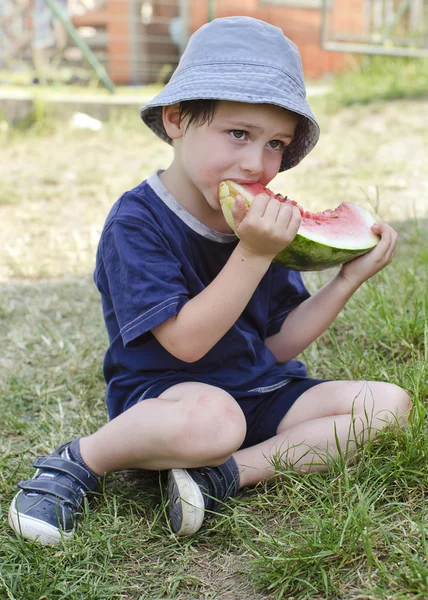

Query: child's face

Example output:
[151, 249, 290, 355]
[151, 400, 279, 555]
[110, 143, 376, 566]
[177, 101, 298, 212]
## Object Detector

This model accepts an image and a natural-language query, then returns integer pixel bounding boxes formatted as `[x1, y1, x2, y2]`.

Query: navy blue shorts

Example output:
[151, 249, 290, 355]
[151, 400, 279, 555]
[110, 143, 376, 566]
[237, 378, 328, 448]
[137, 377, 328, 449]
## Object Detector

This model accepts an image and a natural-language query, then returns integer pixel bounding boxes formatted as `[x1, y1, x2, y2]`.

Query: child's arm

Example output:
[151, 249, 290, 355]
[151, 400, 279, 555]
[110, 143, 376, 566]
[152, 194, 301, 362]
[265, 222, 398, 363]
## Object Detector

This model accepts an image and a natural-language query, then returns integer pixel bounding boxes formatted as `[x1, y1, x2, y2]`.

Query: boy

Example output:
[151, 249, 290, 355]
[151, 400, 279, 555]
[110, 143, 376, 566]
[9, 16, 411, 545]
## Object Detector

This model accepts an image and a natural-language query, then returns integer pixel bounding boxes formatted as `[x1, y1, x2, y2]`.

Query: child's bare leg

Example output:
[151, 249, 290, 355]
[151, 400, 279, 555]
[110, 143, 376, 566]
[79, 382, 247, 475]
[9, 382, 246, 544]
[235, 381, 411, 488]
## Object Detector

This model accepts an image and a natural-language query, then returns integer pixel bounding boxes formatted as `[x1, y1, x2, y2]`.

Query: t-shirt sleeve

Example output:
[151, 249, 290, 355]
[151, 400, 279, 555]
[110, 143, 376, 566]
[100, 218, 189, 347]
[266, 264, 311, 337]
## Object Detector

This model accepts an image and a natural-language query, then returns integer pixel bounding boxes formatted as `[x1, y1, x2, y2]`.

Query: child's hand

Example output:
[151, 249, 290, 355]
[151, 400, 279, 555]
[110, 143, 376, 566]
[231, 192, 301, 261]
[338, 222, 398, 286]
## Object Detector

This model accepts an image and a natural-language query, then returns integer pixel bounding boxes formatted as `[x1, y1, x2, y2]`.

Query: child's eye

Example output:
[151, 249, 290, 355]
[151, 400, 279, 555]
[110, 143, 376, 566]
[229, 130, 247, 140]
[228, 131, 286, 150]
[268, 140, 285, 151]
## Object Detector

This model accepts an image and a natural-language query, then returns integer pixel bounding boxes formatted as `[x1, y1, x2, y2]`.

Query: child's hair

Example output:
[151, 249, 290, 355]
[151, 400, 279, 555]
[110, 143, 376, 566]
[177, 98, 302, 136]
[178, 99, 217, 133]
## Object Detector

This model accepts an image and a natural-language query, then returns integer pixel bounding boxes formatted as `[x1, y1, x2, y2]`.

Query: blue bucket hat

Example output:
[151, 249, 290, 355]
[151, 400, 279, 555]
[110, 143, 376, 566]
[140, 16, 320, 171]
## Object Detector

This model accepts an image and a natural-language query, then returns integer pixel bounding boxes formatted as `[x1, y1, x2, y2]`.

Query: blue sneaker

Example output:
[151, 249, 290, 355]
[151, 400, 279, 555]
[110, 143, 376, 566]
[168, 456, 240, 536]
[8, 439, 100, 545]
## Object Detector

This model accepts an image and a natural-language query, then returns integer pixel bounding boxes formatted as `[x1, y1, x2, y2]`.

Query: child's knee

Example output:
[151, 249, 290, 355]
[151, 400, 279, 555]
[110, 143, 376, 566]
[171, 394, 246, 464]
[389, 384, 412, 420]
[372, 383, 412, 425]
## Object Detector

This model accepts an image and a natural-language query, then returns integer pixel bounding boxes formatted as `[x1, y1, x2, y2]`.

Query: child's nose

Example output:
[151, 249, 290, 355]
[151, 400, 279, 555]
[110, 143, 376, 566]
[240, 145, 264, 175]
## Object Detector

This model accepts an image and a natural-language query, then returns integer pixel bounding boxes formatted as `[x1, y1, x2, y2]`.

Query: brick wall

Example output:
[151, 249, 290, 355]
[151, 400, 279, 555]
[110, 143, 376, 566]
[137, 1, 179, 84]
[190, 0, 363, 78]
[72, 0, 180, 85]
[71, 0, 364, 85]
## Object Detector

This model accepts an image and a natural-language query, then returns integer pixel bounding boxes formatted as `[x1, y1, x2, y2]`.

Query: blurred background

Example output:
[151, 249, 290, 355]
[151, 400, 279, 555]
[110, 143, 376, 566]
[1, 0, 427, 93]
[0, 0, 427, 282]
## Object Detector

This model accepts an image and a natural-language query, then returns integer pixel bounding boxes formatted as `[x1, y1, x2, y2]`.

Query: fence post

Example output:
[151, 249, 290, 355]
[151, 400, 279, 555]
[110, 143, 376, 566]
[208, 0, 215, 22]
[45, 0, 115, 93]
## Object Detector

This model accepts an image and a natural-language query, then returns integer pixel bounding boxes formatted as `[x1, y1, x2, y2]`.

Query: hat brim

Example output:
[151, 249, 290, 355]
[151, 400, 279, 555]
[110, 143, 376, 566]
[140, 63, 320, 171]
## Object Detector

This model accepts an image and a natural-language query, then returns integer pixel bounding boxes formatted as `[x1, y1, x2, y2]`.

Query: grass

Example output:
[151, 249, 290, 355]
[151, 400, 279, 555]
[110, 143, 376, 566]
[0, 67, 165, 98]
[4, 54, 427, 110]
[329, 55, 428, 108]
[0, 94, 427, 599]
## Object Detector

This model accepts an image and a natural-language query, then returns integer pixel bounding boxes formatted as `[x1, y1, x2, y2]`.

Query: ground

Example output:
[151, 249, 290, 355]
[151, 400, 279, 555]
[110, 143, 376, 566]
[0, 95, 427, 600]
[1, 96, 427, 281]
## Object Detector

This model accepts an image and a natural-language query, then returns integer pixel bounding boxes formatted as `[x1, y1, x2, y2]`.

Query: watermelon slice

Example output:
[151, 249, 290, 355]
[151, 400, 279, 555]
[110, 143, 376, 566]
[219, 181, 380, 272]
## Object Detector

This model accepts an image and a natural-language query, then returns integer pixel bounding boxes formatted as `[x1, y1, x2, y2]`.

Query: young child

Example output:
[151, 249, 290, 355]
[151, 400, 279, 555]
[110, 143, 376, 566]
[9, 16, 411, 545]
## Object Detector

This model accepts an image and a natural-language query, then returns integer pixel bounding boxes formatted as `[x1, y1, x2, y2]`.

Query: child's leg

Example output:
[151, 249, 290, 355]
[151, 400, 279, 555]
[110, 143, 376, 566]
[235, 380, 411, 488]
[9, 382, 246, 544]
[79, 382, 247, 475]
[78, 383, 248, 538]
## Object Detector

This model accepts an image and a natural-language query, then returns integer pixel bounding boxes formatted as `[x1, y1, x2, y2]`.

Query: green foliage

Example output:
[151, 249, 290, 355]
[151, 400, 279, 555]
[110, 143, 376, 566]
[330, 55, 428, 108]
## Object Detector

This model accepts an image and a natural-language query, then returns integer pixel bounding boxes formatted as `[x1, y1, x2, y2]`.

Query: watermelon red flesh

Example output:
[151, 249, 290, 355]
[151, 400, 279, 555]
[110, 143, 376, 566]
[219, 180, 380, 272]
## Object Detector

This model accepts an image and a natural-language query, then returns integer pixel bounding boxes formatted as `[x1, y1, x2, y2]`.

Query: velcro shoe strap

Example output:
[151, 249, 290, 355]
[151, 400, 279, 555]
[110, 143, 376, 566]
[33, 456, 99, 491]
[18, 478, 83, 507]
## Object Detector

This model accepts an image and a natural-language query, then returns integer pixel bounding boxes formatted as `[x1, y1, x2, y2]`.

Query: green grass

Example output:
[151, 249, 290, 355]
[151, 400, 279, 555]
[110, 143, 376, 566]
[0, 97, 427, 599]
[329, 55, 428, 108]
[0, 226, 426, 599]
[0, 68, 164, 98]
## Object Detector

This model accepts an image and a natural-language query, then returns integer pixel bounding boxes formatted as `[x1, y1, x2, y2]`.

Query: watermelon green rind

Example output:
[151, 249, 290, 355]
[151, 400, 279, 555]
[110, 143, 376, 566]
[273, 235, 375, 271]
[219, 181, 380, 272]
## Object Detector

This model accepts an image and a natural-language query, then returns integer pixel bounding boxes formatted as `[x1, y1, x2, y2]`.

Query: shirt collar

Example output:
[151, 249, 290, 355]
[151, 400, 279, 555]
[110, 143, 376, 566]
[147, 170, 237, 243]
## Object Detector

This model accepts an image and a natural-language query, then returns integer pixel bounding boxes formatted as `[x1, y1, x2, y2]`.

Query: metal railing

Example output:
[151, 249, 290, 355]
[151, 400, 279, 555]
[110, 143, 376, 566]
[0, 0, 184, 86]
[321, 0, 428, 57]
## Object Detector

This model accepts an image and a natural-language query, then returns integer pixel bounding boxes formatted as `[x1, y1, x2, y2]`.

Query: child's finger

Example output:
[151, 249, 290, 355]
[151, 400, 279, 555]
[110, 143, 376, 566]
[369, 224, 397, 264]
[371, 222, 382, 235]
[246, 193, 270, 218]
[262, 197, 282, 222]
[370, 222, 391, 249]
[372, 222, 397, 240]
[277, 202, 300, 233]
[384, 229, 399, 262]
[283, 204, 301, 240]
[231, 194, 248, 226]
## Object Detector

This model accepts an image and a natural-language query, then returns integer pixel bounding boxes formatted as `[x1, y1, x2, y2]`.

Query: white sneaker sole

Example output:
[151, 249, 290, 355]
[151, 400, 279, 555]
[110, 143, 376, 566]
[8, 493, 73, 546]
[168, 469, 205, 536]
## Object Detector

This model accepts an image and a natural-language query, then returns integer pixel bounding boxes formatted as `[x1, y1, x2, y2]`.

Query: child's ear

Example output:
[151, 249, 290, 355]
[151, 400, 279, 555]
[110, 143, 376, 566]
[162, 104, 184, 140]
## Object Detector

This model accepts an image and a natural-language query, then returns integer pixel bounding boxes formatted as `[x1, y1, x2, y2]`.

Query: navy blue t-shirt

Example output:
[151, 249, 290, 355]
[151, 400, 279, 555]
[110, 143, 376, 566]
[94, 170, 311, 420]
